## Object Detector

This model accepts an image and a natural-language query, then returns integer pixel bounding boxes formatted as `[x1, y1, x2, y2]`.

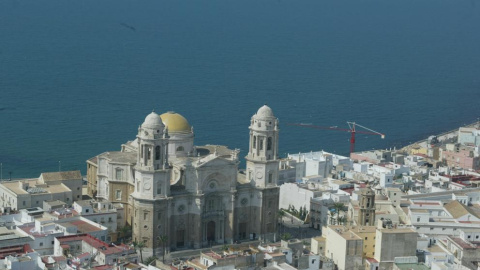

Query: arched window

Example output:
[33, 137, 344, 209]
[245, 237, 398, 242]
[147, 148, 151, 160]
[176, 146, 184, 152]
[155, 146, 161, 160]
[253, 136, 257, 148]
[267, 137, 272, 150]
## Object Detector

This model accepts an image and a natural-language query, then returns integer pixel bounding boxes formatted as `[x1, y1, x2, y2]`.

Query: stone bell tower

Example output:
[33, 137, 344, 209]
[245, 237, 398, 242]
[131, 111, 171, 249]
[357, 184, 376, 226]
[245, 105, 280, 188]
[244, 105, 280, 242]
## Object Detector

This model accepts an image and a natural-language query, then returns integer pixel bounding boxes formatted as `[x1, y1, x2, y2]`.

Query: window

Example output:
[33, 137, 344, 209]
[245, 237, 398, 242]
[259, 139, 263, 150]
[40, 242, 43, 246]
[365, 237, 368, 240]
[158, 212, 161, 219]
[417, 217, 420, 222]
[268, 173, 273, 184]
[157, 187, 161, 195]
[116, 190, 122, 200]
[430, 227, 434, 230]
[267, 137, 272, 150]
[22, 201, 25, 206]
[147, 148, 151, 160]
[115, 168, 123, 180]
[155, 146, 161, 160]
[86, 209, 90, 213]
[176, 146, 184, 152]
[253, 136, 256, 148]
[144, 212, 148, 221]
[208, 199, 214, 211]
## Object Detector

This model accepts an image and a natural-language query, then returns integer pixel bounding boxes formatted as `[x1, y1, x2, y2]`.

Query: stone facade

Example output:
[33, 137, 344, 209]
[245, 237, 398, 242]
[357, 185, 376, 226]
[87, 106, 280, 251]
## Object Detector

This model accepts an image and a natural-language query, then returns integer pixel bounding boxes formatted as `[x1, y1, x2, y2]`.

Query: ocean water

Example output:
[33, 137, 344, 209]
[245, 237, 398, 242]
[0, 0, 479, 178]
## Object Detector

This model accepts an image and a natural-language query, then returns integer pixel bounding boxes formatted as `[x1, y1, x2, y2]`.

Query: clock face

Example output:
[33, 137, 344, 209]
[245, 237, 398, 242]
[143, 183, 151, 190]
[256, 172, 263, 179]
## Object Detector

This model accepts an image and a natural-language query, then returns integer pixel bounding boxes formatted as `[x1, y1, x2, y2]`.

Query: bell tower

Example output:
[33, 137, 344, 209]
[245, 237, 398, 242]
[357, 184, 376, 226]
[131, 112, 171, 250]
[245, 105, 280, 188]
[133, 111, 170, 199]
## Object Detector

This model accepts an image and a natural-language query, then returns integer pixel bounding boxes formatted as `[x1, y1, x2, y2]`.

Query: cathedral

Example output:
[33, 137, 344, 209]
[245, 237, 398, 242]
[86, 105, 280, 251]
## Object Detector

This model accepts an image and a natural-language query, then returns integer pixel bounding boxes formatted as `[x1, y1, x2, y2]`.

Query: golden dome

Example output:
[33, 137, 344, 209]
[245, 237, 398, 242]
[160, 112, 191, 133]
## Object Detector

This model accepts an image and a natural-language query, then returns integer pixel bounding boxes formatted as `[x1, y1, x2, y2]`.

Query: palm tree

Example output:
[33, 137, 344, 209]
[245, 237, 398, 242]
[333, 202, 345, 225]
[157, 235, 168, 263]
[132, 240, 138, 251]
[145, 256, 158, 266]
[137, 241, 146, 263]
[119, 225, 131, 243]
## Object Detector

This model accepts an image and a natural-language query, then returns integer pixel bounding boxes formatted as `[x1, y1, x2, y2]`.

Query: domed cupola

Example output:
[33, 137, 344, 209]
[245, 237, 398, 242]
[142, 111, 164, 129]
[136, 111, 169, 171]
[255, 104, 275, 119]
[160, 111, 194, 158]
[246, 105, 280, 188]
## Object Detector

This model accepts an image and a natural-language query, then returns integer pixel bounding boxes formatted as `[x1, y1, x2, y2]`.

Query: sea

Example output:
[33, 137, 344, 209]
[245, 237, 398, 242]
[0, 0, 479, 178]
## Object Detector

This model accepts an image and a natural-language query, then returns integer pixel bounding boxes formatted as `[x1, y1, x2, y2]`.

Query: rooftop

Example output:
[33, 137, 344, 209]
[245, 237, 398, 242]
[98, 151, 136, 164]
[40, 170, 82, 181]
[444, 200, 479, 219]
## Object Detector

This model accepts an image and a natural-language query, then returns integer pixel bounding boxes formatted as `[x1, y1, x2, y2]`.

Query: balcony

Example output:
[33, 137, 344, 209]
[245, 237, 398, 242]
[202, 210, 225, 218]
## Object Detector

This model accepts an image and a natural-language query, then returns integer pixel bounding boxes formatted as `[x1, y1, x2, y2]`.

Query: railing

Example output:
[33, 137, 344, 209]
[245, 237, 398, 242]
[202, 210, 225, 218]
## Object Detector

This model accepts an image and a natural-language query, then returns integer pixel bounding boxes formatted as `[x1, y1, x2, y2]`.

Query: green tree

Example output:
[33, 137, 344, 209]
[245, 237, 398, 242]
[136, 241, 146, 263]
[222, 244, 230, 252]
[157, 235, 168, 263]
[299, 206, 304, 219]
[280, 233, 291, 241]
[145, 256, 158, 266]
[333, 202, 345, 225]
[119, 225, 131, 243]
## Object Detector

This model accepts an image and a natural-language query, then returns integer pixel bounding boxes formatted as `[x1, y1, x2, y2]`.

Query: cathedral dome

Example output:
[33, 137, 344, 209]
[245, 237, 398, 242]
[160, 112, 191, 133]
[142, 111, 164, 128]
[255, 105, 275, 118]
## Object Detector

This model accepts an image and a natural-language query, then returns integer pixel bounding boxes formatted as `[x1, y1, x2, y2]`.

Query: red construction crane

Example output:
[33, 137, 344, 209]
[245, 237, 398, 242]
[288, 122, 385, 154]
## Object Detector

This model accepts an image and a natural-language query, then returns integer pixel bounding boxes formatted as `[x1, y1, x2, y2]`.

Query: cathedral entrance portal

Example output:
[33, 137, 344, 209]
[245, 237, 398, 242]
[207, 221, 216, 242]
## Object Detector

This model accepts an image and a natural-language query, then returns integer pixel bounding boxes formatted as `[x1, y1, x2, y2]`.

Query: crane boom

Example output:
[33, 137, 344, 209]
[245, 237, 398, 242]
[287, 122, 385, 154]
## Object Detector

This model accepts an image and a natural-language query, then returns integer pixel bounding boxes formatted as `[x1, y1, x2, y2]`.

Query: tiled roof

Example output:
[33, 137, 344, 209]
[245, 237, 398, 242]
[41, 170, 82, 181]
[444, 200, 479, 219]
